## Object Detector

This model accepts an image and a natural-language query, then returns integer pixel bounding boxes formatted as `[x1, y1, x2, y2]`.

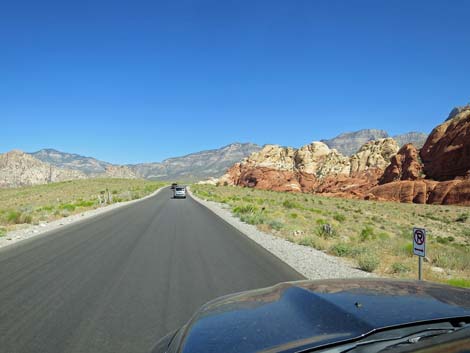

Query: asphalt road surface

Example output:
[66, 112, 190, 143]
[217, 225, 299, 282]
[0, 188, 303, 353]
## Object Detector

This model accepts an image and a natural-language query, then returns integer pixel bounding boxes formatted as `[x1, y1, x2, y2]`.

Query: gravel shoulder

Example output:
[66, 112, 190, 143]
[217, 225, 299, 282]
[0, 186, 166, 250]
[189, 189, 377, 280]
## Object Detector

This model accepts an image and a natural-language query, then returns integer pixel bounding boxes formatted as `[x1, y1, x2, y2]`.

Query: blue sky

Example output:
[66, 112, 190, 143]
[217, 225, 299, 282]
[2, 0, 469, 164]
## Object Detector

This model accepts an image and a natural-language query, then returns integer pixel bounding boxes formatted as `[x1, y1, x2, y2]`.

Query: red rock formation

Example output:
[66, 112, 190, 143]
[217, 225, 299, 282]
[420, 108, 470, 181]
[215, 109, 470, 206]
[379, 144, 423, 184]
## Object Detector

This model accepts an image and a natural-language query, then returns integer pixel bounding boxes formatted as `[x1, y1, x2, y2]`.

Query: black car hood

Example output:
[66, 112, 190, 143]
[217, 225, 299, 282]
[171, 279, 470, 353]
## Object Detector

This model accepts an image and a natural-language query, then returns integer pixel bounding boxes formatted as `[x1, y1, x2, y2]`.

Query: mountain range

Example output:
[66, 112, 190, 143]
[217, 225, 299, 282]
[1, 128, 427, 188]
[321, 130, 427, 156]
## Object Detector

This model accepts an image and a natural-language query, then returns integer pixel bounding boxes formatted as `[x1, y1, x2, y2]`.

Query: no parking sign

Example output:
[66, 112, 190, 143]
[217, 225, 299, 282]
[413, 227, 426, 257]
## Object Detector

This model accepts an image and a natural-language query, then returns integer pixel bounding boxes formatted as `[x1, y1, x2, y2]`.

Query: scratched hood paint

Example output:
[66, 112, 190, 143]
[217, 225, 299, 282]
[175, 279, 470, 353]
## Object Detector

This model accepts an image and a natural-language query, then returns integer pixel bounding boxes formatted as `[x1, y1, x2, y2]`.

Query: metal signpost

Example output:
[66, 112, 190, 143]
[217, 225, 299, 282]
[413, 228, 426, 280]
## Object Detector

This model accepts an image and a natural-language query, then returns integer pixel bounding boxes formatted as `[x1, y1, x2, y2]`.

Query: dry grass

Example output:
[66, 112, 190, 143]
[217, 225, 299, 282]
[0, 179, 166, 229]
[191, 184, 470, 285]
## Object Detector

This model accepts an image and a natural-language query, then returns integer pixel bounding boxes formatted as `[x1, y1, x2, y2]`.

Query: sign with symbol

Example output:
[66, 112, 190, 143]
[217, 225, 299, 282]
[413, 228, 426, 257]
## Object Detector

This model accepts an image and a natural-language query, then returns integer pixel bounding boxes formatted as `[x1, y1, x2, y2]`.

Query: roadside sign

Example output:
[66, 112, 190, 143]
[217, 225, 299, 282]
[413, 228, 426, 257]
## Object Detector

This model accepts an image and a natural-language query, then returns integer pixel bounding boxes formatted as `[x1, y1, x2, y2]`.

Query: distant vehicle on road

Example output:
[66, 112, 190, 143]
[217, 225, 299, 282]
[152, 279, 470, 353]
[173, 186, 186, 199]
[170, 183, 178, 190]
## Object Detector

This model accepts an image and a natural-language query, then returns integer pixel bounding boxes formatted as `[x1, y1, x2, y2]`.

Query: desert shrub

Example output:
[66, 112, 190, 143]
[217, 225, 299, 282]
[456, 213, 469, 223]
[297, 236, 326, 250]
[330, 243, 353, 257]
[298, 236, 316, 247]
[290, 213, 298, 219]
[377, 232, 390, 240]
[75, 200, 95, 208]
[240, 212, 265, 225]
[391, 262, 410, 274]
[233, 204, 258, 214]
[436, 236, 455, 244]
[282, 200, 300, 209]
[21, 213, 33, 224]
[59, 204, 76, 212]
[359, 226, 375, 241]
[393, 242, 414, 257]
[267, 220, 284, 231]
[315, 223, 336, 238]
[333, 213, 346, 222]
[357, 252, 380, 272]
[431, 247, 470, 271]
[7, 211, 22, 224]
[370, 215, 382, 223]
[0, 227, 6, 237]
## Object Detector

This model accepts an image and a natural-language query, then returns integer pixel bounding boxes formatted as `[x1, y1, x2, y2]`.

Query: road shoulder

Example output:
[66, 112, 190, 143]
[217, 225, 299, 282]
[188, 188, 376, 280]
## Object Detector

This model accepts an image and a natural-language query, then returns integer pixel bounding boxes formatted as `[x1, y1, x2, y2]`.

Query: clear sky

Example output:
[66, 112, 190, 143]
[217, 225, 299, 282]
[2, 0, 469, 164]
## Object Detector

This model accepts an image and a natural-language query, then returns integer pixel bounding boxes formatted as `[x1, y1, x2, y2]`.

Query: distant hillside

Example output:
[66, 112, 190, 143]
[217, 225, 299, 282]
[27, 143, 262, 183]
[129, 143, 262, 181]
[322, 129, 427, 156]
[30, 149, 112, 175]
[392, 132, 427, 149]
[321, 129, 388, 156]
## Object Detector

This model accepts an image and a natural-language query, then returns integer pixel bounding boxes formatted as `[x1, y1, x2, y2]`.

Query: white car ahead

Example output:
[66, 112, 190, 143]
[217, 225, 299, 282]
[173, 186, 186, 199]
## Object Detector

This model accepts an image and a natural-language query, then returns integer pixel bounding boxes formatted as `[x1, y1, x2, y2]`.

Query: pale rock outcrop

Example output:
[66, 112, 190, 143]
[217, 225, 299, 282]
[294, 142, 331, 175]
[349, 138, 399, 175]
[244, 145, 296, 171]
[0, 150, 86, 188]
[316, 149, 351, 178]
[103, 165, 138, 179]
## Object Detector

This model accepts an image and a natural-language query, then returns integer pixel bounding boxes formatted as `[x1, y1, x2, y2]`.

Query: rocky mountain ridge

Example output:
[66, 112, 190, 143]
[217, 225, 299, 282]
[128, 143, 261, 181]
[0, 143, 262, 188]
[322, 129, 427, 156]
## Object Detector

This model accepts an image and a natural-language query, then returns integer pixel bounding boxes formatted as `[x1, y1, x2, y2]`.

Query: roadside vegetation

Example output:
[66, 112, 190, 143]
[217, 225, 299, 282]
[191, 184, 470, 286]
[0, 179, 166, 232]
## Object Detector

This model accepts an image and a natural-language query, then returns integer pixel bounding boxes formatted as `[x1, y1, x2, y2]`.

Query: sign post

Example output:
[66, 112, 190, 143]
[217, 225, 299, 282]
[413, 228, 426, 280]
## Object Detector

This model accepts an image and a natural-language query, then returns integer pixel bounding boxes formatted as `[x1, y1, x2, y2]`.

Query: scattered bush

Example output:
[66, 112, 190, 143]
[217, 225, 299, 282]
[59, 204, 76, 212]
[431, 247, 470, 271]
[239, 213, 265, 225]
[330, 243, 353, 257]
[315, 223, 336, 238]
[0, 227, 6, 237]
[456, 213, 469, 223]
[74, 200, 95, 208]
[297, 236, 326, 250]
[391, 262, 410, 274]
[267, 220, 284, 231]
[333, 213, 346, 222]
[357, 252, 380, 272]
[7, 211, 22, 224]
[359, 226, 375, 241]
[233, 204, 258, 214]
[290, 213, 298, 219]
[282, 200, 299, 209]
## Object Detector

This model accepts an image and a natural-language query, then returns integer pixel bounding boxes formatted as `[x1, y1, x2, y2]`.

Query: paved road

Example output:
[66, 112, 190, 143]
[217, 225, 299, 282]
[0, 188, 303, 353]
